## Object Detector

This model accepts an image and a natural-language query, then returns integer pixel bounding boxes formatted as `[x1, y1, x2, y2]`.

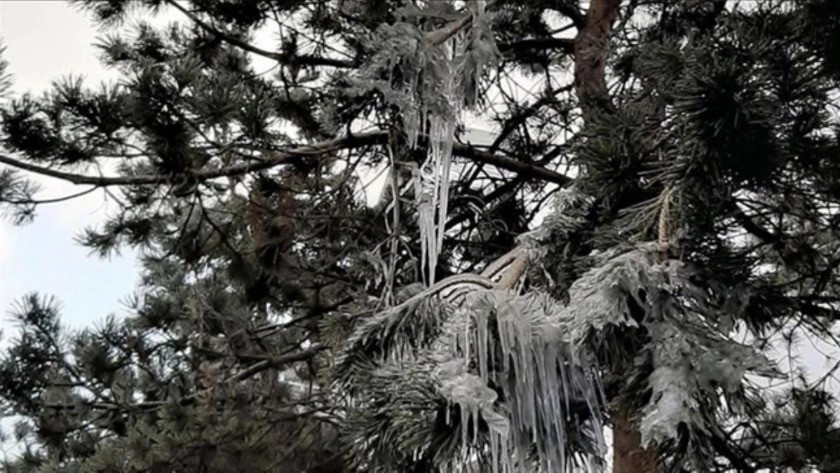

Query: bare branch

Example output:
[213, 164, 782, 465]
[555, 2, 585, 29]
[0, 186, 98, 205]
[0, 131, 572, 189]
[165, 0, 357, 69]
[500, 37, 575, 56]
[426, 14, 473, 47]
[453, 143, 571, 185]
[227, 343, 324, 384]
[489, 84, 574, 153]
[43, 344, 324, 412]
[0, 132, 383, 187]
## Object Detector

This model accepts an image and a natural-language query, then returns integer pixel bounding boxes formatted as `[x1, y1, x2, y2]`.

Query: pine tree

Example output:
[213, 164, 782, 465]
[1, 1, 840, 472]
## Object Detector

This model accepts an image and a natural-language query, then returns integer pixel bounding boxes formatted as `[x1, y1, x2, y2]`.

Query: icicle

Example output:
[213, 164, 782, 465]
[472, 403, 480, 443]
[418, 112, 456, 285]
[469, 0, 487, 107]
[490, 432, 500, 473]
[431, 285, 608, 473]
[446, 397, 451, 425]
[463, 301, 471, 370]
[461, 398, 469, 449]
[416, 17, 463, 285]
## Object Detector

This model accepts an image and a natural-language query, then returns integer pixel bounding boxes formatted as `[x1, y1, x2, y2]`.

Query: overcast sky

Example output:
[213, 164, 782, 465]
[0, 1, 139, 331]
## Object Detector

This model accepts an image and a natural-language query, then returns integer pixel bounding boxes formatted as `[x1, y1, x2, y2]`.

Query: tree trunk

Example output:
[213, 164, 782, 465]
[572, 1, 660, 471]
[574, 0, 622, 102]
[612, 408, 661, 473]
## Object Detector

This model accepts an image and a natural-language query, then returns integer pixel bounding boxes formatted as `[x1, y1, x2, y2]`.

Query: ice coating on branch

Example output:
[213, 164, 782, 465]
[432, 290, 606, 472]
[361, 2, 499, 285]
[561, 249, 778, 449]
[416, 2, 488, 284]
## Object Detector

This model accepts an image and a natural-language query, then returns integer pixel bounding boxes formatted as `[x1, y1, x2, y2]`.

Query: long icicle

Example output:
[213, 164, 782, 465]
[418, 41, 458, 285]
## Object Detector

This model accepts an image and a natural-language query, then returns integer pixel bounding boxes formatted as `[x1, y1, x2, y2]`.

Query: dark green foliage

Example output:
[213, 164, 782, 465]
[0, 169, 40, 223]
[339, 360, 461, 472]
[739, 386, 840, 472]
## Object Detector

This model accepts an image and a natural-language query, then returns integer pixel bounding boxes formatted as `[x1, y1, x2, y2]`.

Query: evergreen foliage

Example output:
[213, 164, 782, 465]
[0, 1, 839, 471]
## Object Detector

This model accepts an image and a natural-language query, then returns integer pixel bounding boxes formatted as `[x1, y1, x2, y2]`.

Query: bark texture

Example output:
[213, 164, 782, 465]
[572, 1, 661, 471]
[573, 0, 621, 101]
[613, 409, 662, 473]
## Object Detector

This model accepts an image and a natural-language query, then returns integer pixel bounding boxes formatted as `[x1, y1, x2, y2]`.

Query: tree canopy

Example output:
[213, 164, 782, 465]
[1, 0, 840, 472]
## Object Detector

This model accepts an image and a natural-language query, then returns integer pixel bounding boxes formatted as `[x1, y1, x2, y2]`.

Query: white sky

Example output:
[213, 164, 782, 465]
[0, 1, 139, 331]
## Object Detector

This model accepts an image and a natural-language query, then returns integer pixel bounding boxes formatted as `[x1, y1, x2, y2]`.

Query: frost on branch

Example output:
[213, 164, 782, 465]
[336, 282, 608, 472]
[430, 289, 607, 472]
[338, 231, 778, 471]
[561, 249, 778, 449]
[349, 3, 498, 284]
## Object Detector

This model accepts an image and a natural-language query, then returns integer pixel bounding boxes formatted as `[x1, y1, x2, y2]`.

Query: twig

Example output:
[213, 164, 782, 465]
[0, 131, 573, 188]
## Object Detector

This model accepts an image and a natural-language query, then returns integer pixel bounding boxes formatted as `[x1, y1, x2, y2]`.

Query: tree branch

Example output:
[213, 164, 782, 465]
[426, 14, 473, 47]
[708, 428, 758, 473]
[489, 84, 574, 153]
[228, 343, 324, 384]
[499, 37, 576, 56]
[0, 131, 572, 188]
[732, 207, 779, 246]
[165, 0, 357, 69]
[0, 186, 98, 205]
[452, 144, 571, 185]
[555, 2, 586, 29]
[0, 132, 383, 187]
[43, 344, 323, 412]
[170, 0, 473, 66]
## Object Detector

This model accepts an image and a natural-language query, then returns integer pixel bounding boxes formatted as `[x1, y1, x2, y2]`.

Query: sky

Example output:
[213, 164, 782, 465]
[0, 1, 140, 332]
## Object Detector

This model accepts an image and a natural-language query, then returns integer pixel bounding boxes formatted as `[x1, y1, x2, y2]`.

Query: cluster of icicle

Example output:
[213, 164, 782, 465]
[409, 1, 486, 285]
[414, 114, 455, 285]
[430, 289, 607, 472]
